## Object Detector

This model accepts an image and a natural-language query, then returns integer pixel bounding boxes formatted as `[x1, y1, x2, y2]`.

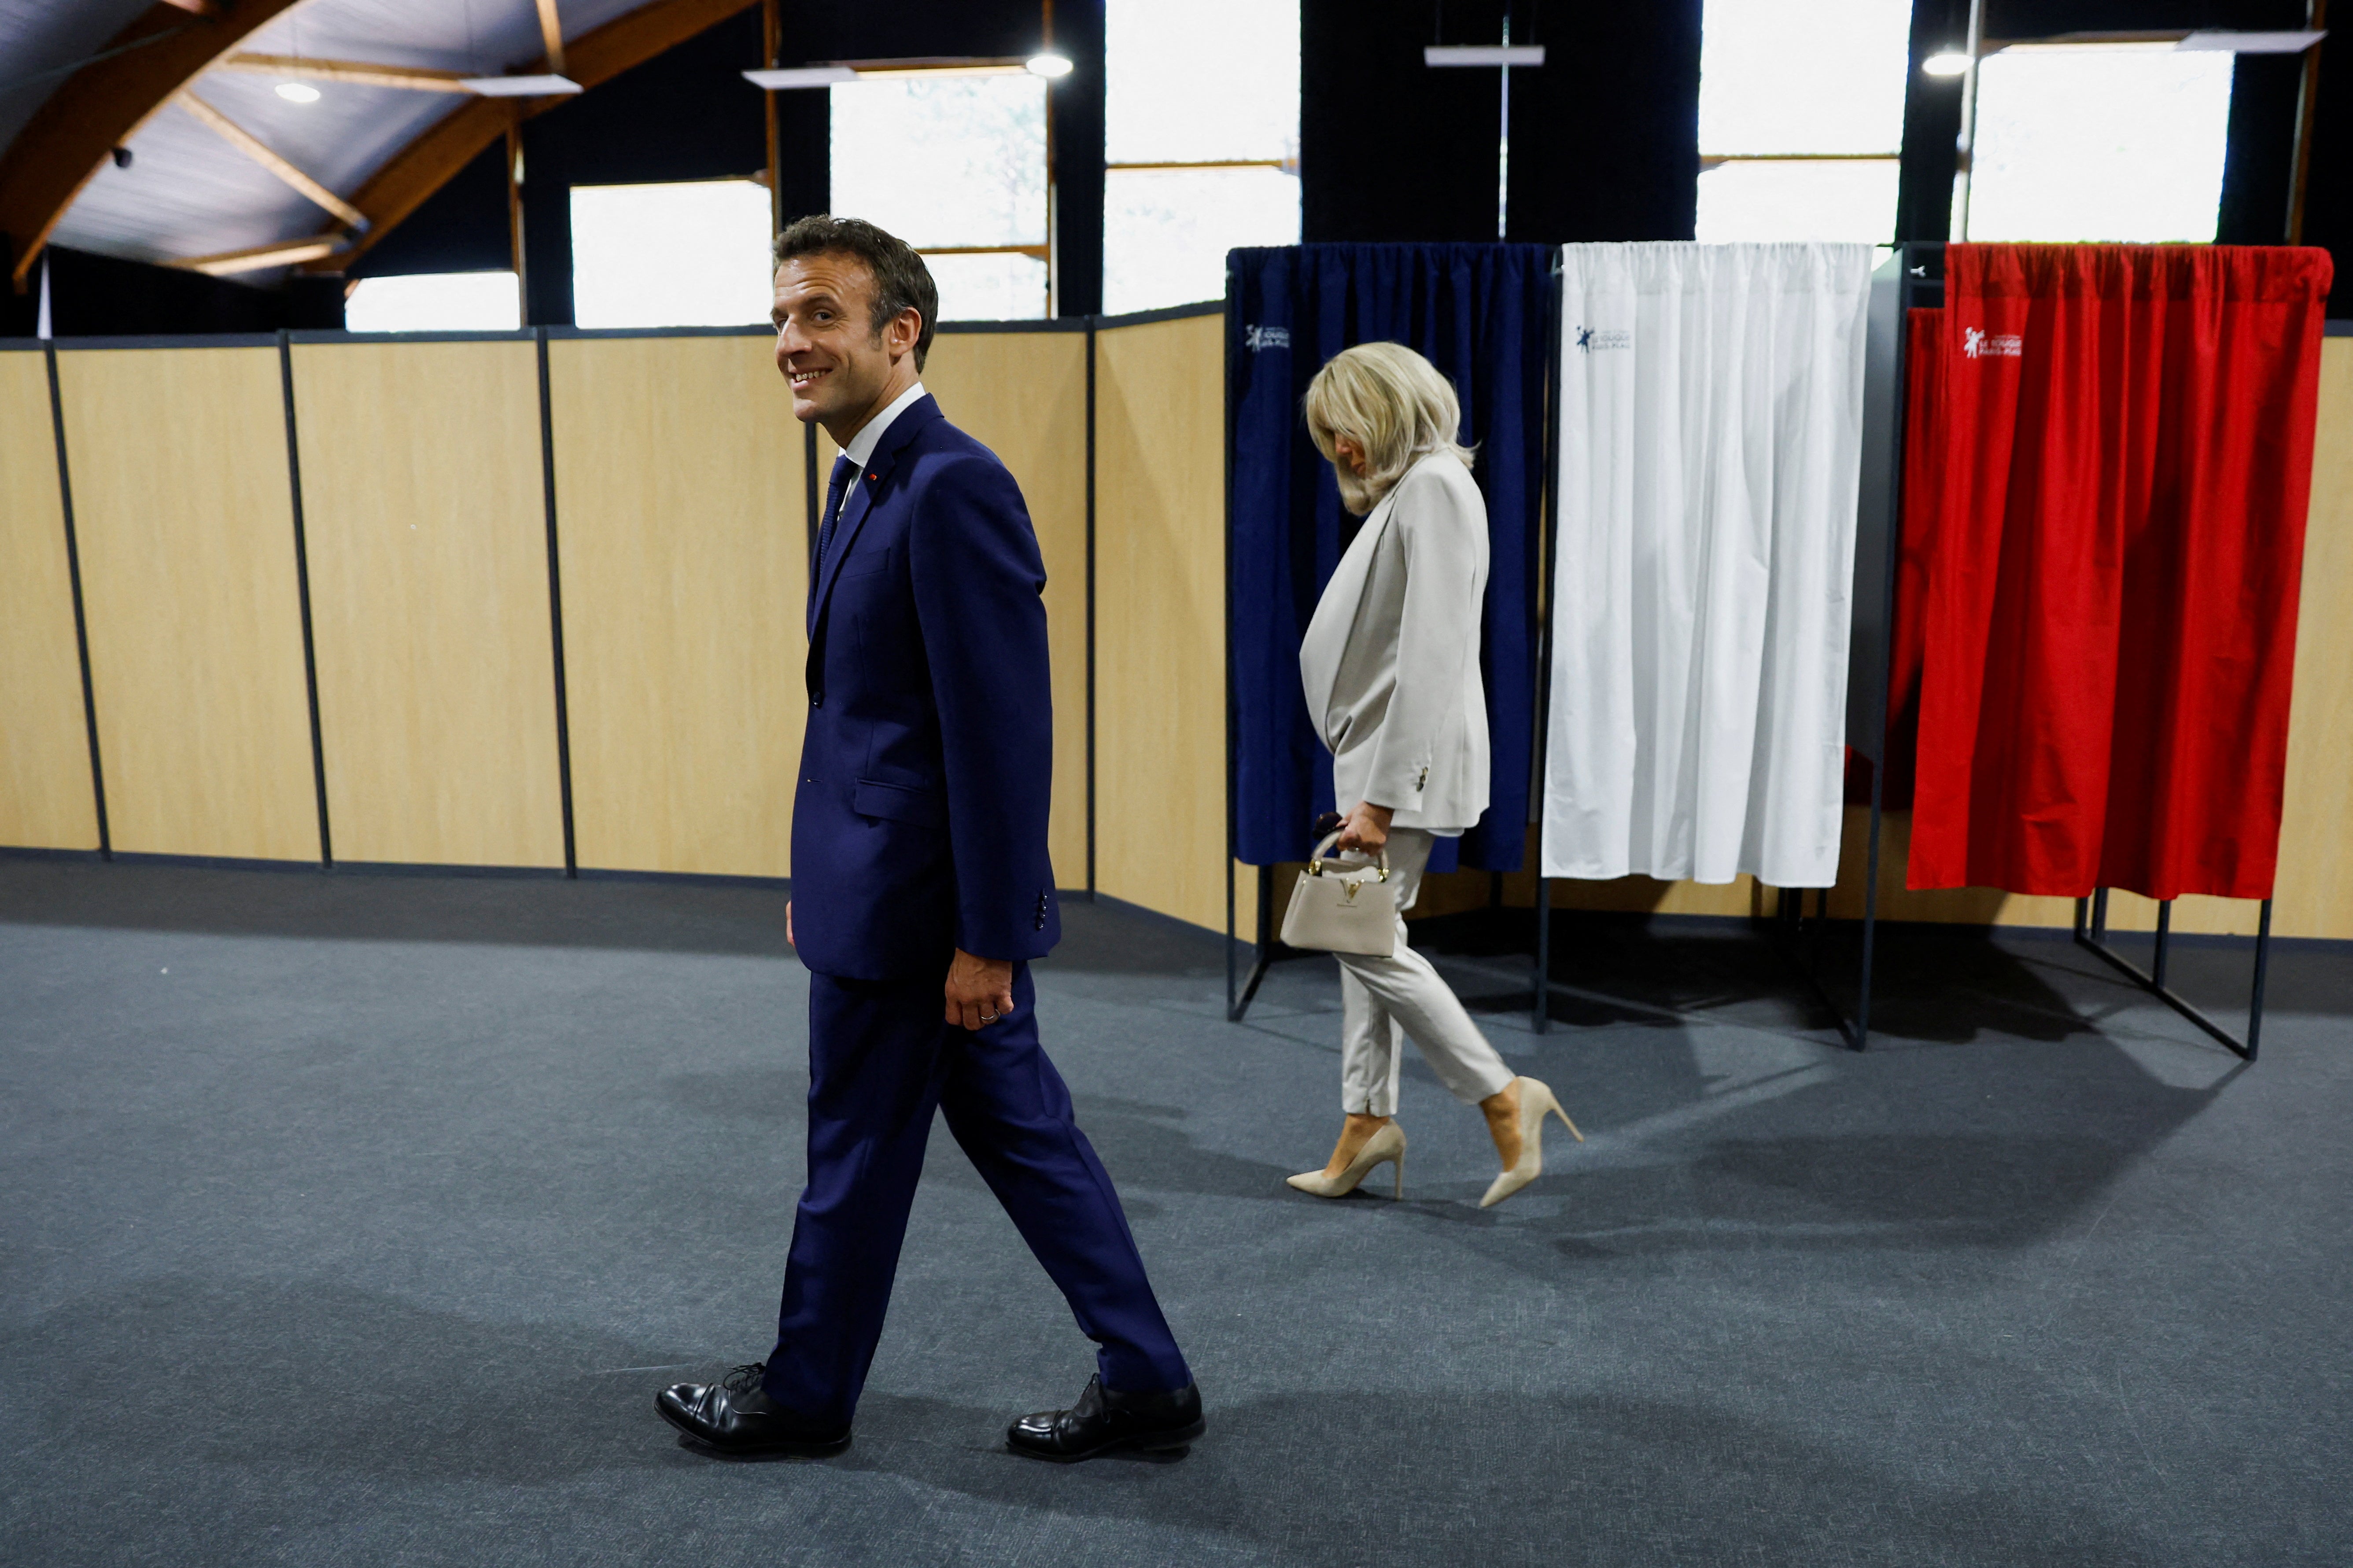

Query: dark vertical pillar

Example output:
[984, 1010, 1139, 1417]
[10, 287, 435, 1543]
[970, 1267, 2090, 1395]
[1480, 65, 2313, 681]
[520, 118, 574, 327]
[2301, 31, 2351, 313]
[1895, 0, 1969, 242]
[1302, 0, 1506, 242]
[1051, 0, 1106, 317]
[1504, 0, 1702, 243]
[2219, 52, 2306, 243]
[763, 0, 783, 236]
[772, 92, 830, 225]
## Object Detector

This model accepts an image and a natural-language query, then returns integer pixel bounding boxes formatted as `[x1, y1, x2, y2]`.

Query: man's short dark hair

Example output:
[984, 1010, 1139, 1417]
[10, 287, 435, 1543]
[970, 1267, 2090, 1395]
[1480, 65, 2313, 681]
[774, 215, 939, 371]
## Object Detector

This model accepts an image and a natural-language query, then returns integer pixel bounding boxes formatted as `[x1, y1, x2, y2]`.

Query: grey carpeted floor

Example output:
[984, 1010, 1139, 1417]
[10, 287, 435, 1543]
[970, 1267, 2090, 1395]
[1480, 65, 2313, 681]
[3, 857, 2349, 1567]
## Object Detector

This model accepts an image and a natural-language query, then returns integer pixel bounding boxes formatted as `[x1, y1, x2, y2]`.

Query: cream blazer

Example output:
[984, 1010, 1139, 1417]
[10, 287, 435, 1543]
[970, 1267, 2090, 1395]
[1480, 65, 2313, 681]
[1298, 449, 1490, 834]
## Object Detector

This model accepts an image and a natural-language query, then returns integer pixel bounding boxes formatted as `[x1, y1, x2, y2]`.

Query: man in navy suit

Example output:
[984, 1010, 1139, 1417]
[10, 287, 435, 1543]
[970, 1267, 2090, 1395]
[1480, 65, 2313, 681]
[656, 217, 1202, 1463]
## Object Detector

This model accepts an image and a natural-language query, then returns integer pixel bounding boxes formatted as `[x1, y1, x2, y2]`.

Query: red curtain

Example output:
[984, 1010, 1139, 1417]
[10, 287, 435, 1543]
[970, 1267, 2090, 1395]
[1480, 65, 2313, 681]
[1907, 244, 2333, 901]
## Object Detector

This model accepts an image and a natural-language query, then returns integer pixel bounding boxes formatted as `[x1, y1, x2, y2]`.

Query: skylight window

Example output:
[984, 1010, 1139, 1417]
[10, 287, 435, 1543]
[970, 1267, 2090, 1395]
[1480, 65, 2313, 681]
[569, 180, 775, 330]
[344, 271, 521, 333]
[1961, 45, 2234, 242]
[831, 76, 1049, 321]
[1103, 0, 1299, 315]
[1695, 0, 1911, 243]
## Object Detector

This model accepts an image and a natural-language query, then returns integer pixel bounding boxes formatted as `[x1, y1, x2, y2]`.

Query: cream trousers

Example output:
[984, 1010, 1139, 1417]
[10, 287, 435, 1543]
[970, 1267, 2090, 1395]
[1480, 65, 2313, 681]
[1331, 828, 1516, 1118]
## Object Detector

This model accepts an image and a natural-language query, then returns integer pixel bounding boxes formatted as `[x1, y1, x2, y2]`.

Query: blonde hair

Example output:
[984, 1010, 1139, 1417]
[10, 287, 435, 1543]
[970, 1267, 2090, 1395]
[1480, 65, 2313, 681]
[1302, 342, 1476, 515]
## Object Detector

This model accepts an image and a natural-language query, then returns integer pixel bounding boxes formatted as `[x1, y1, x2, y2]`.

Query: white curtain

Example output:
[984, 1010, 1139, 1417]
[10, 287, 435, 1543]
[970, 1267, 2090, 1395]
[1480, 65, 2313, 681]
[1542, 242, 1873, 887]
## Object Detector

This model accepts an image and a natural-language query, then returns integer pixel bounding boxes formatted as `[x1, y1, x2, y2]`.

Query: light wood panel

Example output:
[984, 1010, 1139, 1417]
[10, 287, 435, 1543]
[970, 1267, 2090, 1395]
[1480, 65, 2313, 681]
[0, 350, 98, 849]
[922, 331, 1091, 882]
[2267, 337, 2353, 941]
[291, 339, 563, 868]
[549, 334, 806, 877]
[1094, 312, 1242, 931]
[57, 346, 317, 861]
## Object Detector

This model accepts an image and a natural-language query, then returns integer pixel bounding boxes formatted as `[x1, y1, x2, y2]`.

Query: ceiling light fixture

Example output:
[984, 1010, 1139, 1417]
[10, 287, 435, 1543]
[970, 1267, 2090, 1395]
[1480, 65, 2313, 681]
[463, 73, 582, 96]
[1921, 51, 1971, 75]
[2176, 30, 2327, 52]
[1425, 44, 1545, 66]
[744, 57, 1052, 89]
[275, 81, 321, 102]
[742, 66, 857, 88]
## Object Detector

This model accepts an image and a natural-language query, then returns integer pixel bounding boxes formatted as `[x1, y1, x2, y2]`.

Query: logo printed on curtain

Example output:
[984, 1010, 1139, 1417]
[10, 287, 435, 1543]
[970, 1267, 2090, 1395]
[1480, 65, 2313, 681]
[1244, 325, 1290, 351]
[1962, 326, 2022, 358]
[1573, 325, 1631, 353]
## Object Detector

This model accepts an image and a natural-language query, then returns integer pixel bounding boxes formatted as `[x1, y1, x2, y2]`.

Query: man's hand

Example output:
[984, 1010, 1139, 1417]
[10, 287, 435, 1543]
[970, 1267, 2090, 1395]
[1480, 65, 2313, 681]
[786, 900, 794, 947]
[1334, 801, 1393, 854]
[944, 948, 1015, 1031]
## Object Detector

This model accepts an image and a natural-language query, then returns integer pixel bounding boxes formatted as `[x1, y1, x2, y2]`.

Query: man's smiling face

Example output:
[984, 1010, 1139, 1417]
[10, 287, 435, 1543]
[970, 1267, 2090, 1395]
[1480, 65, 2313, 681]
[771, 251, 896, 429]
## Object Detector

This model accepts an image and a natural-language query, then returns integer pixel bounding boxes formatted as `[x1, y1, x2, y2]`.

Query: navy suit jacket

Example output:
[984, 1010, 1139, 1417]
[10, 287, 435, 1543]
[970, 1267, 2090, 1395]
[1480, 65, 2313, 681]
[791, 395, 1061, 980]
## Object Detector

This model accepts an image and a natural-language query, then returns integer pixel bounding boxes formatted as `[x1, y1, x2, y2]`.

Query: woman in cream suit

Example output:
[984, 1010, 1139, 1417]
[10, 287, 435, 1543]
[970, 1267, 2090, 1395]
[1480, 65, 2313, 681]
[1288, 343, 1579, 1209]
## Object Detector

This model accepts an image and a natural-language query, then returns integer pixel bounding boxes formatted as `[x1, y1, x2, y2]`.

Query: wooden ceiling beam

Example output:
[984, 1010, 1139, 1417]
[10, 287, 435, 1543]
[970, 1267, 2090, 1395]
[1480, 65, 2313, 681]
[175, 91, 369, 230]
[536, 0, 569, 77]
[173, 233, 348, 275]
[216, 55, 475, 93]
[303, 0, 758, 275]
[0, 0, 310, 287]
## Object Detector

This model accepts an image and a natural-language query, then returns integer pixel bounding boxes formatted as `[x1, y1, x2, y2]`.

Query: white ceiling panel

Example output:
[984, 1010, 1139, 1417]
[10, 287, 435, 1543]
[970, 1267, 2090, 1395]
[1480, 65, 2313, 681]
[6, 0, 676, 272]
[51, 96, 323, 265]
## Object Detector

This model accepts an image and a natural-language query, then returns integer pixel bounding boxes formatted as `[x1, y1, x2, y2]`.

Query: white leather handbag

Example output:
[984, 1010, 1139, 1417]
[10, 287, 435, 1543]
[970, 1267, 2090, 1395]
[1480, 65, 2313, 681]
[1279, 832, 1398, 957]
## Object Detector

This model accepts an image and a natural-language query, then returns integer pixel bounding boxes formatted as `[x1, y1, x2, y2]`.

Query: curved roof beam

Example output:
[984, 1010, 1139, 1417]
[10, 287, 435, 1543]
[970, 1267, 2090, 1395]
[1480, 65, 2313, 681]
[306, 0, 757, 275]
[0, 0, 310, 287]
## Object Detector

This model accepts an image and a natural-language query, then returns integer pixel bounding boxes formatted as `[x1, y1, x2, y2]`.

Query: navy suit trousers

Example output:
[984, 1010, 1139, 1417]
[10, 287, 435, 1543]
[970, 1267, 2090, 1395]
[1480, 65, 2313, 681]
[762, 964, 1191, 1424]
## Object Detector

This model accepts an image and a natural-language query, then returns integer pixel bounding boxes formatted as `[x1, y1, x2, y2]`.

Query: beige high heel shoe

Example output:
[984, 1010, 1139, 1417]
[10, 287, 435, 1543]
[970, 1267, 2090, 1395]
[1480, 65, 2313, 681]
[1286, 1121, 1407, 1200]
[1479, 1077, 1581, 1209]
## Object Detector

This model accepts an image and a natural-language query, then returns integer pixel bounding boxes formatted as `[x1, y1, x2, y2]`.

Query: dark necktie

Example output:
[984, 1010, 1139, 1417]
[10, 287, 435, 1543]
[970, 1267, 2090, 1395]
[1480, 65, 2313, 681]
[815, 454, 854, 574]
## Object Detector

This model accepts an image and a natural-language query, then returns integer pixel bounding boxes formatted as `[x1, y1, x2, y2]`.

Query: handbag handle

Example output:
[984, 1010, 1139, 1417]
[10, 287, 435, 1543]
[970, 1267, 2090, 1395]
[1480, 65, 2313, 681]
[1307, 831, 1390, 880]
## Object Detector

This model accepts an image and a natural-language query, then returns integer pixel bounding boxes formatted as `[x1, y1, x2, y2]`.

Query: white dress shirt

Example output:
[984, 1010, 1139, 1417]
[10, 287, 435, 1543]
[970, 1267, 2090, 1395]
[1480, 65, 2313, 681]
[844, 380, 929, 469]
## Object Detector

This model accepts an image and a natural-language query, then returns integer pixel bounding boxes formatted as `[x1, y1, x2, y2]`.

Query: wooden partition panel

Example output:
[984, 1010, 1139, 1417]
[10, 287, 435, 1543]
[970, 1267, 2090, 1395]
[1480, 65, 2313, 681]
[0, 350, 98, 849]
[57, 346, 317, 861]
[1093, 312, 1237, 931]
[922, 330, 1091, 882]
[2265, 338, 2353, 941]
[290, 339, 563, 868]
[549, 334, 806, 876]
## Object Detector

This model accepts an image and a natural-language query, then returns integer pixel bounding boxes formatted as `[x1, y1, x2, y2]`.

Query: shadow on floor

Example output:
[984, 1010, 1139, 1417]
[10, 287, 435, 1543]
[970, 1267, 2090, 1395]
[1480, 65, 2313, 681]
[1405, 906, 2349, 1044]
[838, 1383, 2165, 1568]
[0, 858, 1213, 975]
[0, 1272, 2167, 1568]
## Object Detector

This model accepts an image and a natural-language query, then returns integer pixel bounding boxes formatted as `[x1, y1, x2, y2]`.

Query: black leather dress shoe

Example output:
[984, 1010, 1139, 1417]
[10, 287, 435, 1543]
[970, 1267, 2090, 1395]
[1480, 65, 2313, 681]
[655, 1363, 851, 1458]
[1006, 1374, 1205, 1462]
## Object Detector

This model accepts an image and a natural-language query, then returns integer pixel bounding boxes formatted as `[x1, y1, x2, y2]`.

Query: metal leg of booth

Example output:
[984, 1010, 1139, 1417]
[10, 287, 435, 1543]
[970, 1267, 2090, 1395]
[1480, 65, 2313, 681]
[1229, 872, 1280, 1023]
[1760, 786, 1885, 1052]
[2074, 890, 2271, 1061]
[1532, 879, 1551, 1033]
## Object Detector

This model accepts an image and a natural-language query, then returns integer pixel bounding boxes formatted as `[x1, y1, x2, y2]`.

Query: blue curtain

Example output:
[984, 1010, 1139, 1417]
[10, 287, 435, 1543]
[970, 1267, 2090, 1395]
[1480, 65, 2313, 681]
[1228, 243, 1555, 873]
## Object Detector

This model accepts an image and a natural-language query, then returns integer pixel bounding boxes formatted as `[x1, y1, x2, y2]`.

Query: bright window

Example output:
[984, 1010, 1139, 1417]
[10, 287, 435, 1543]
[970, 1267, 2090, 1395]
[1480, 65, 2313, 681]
[1695, 0, 1911, 243]
[1963, 45, 2234, 242]
[344, 272, 520, 333]
[1103, 0, 1299, 315]
[831, 76, 1048, 321]
[569, 180, 774, 329]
